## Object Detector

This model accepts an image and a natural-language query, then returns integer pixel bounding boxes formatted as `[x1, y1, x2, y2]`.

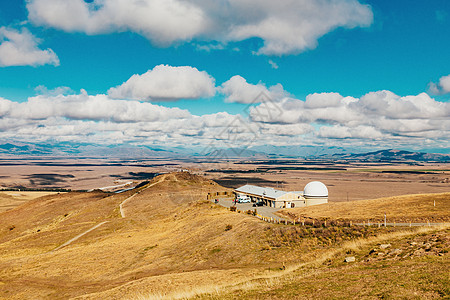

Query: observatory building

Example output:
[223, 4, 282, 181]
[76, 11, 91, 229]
[235, 181, 328, 208]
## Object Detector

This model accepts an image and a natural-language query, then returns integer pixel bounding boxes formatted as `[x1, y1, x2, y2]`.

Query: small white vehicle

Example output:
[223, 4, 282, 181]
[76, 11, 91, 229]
[236, 195, 251, 203]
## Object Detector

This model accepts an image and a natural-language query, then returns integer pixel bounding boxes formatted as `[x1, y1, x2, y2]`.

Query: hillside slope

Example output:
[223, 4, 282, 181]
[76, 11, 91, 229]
[278, 192, 450, 223]
[0, 172, 310, 299]
[0, 173, 448, 299]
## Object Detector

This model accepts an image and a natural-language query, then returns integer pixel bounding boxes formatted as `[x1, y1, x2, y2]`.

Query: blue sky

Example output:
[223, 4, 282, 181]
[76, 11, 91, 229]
[0, 0, 449, 154]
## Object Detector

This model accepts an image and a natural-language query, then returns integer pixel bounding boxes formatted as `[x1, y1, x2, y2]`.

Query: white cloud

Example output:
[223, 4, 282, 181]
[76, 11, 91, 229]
[108, 65, 216, 101]
[249, 91, 450, 140]
[268, 60, 279, 69]
[27, 0, 206, 45]
[219, 75, 288, 104]
[319, 125, 383, 139]
[0, 27, 59, 67]
[4, 91, 191, 122]
[223, 0, 373, 55]
[429, 74, 450, 95]
[26, 0, 373, 55]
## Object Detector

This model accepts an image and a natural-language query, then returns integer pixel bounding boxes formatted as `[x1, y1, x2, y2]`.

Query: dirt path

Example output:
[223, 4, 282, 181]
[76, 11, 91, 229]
[119, 178, 163, 218]
[51, 221, 109, 252]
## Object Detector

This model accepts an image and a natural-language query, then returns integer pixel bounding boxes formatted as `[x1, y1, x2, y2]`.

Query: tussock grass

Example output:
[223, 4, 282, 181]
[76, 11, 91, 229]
[137, 225, 449, 300]
[279, 192, 450, 223]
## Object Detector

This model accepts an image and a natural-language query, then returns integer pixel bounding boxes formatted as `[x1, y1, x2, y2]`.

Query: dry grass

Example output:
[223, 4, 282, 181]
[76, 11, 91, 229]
[0, 191, 62, 213]
[152, 225, 449, 300]
[0, 172, 448, 299]
[0, 173, 274, 299]
[279, 192, 450, 223]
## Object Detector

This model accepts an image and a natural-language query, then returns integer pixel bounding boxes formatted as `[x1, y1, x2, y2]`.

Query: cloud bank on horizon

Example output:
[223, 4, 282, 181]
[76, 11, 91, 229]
[0, 0, 449, 154]
[1, 68, 449, 152]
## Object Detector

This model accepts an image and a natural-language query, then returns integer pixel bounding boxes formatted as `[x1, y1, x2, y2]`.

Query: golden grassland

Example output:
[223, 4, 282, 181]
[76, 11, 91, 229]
[0, 172, 448, 299]
[0, 191, 63, 213]
[192, 226, 449, 300]
[278, 192, 450, 223]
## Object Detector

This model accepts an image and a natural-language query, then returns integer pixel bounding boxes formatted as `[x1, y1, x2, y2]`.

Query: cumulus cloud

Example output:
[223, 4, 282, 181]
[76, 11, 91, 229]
[219, 75, 288, 104]
[2, 90, 191, 122]
[428, 74, 450, 95]
[0, 27, 59, 67]
[249, 91, 450, 140]
[1, 82, 448, 151]
[108, 65, 216, 101]
[27, 0, 206, 45]
[26, 0, 373, 55]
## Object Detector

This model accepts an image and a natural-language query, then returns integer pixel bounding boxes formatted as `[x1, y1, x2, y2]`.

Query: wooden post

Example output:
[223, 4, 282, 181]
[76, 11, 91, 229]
[409, 221, 412, 227]
[384, 213, 387, 227]
[350, 221, 352, 227]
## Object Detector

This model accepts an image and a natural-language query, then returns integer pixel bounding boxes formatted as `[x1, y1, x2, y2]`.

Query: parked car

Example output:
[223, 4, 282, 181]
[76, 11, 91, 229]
[236, 195, 251, 203]
[253, 201, 264, 207]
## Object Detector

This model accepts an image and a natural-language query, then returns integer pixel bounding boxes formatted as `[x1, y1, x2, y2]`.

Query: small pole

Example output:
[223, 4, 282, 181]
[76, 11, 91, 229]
[409, 221, 412, 227]
[434, 200, 435, 207]
[350, 221, 352, 227]
[384, 213, 387, 227]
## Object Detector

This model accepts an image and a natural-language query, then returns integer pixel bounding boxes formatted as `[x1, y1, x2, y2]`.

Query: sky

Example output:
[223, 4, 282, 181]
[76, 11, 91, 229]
[0, 0, 449, 155]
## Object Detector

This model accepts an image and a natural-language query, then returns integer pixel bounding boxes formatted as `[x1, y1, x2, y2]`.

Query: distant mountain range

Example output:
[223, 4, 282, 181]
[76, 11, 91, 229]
[0, 142, 448, 162]
[0, 142, 178, 158]
[330, 149, 450, 163]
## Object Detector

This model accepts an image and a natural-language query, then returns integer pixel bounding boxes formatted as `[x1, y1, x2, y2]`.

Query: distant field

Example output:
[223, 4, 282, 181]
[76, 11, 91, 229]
[0, 157, 448, 202]
[0, 191, 62, 213]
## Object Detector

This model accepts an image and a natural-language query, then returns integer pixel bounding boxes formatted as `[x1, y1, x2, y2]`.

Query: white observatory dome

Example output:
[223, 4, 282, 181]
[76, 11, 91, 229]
[304, 181, 328, 197]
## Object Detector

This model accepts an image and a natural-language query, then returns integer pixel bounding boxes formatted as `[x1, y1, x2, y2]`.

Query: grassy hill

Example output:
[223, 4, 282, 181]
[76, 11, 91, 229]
[0, 172, 448, 299]
[194, 226, 449, 299]
[278, 192, 450, 223]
